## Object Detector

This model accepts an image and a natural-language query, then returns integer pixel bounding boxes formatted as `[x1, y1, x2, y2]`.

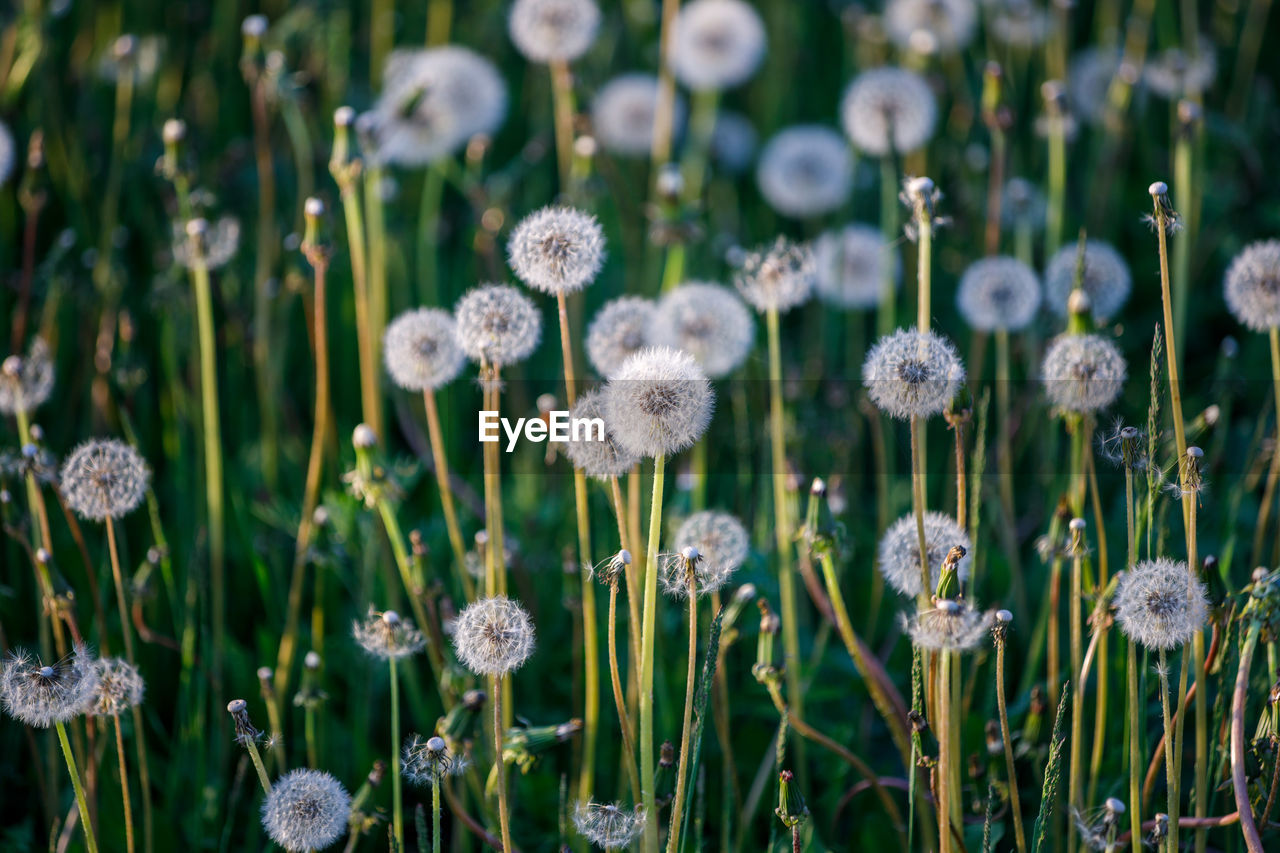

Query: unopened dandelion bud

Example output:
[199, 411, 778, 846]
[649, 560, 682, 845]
[352, 424, 376, 450]
[441, 689, 486, 746]
[654, 742, 677, 806]
[775, 769, 809, 828]
[934, 544, 966, 600]
[304, 651, 321, 671]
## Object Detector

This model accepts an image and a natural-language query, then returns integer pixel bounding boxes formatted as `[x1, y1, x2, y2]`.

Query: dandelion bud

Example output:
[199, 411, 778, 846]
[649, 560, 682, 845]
[35, 547, 50, 565]
[257, 666, 274, 688]
[352, 424, 376, 450]
[261, 769, 351, 853]
[657, 164, 683, 200]
[654, 742, 677, 806]
[1148, 180, 1168, 198]
[810, 478, 826, 496]
[162, 118, 186, 145]
[996, 609, 1013, 624]
[775, 769, 809, 828]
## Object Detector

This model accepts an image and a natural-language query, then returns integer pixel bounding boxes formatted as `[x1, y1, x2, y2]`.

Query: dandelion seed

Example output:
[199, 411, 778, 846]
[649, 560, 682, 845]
[710, 110, 758, 174]
[905, 599, 994, 651]
[862, 328, 965, 420]
[1068, 48, 1123, 124]
[812, 224, 898, 310]
[956, 256, 1041, 332]
[755, 125, 853, 219]
[671, 510, 750, 594]
[383, 308, 466, 391]
[508, 206, 606, 295]
[85, 657, 145, 717]
[884, 0, 978, 56]
[1224, 239, 1280, 332]
[668, 0, 766, 91]
[876, 511, 972, 598]
[602, 346, 715, 458]
[60, 438, 151, 521]
[455, 284, 542, 367]
[352, 609, 427, 660]
[586, 297, 656, 378]
[172, 215, 240, 270]
[452, 596, 536, 676]
[0, 120, 14, 186]
[0, 646, 98, 728]
[508, 0, 602, 64]
[562, 389, 640, 480]
[572, 801, 647, 850]
[1041, 333, 1127, 414]
[591, 73, 686, 157]
[0, 337, 54, 416]
[840, 67, 937, 156]
[1114, 558, 1207, 649]
[734, 237, 816, 313]
[261, 768, 351, 852]
[402, 734, 468, 785]
[650, 283, 754, 378]
[1043, 240, 1131, 320]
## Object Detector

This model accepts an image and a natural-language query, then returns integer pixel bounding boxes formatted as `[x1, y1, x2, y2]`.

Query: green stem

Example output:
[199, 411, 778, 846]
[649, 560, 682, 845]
[938, 652, 954, 853]
[997, 634, 1028, 853]
[391, 656, 403, 851]
[113, 715, 135, 853]
[1158, 648, 1178, 853]
[493, 673, 514, 853]
[1046, 112, 1065, 261]
[190, 255, 225, 686]
[432, 779, 441, 853]
[56, 719, 99, 853]
[640, 454, 667, 853]
[666, 579, 698, 853]
[910, 415, 930, 612]
[424, 389, 474, 602]
[878, 156, 897, 339]
[1127, 639, 1142, 852]
[608, 583, 642, 801]
[244, 738, 272, 795]
[1069, 536, 1085, 850]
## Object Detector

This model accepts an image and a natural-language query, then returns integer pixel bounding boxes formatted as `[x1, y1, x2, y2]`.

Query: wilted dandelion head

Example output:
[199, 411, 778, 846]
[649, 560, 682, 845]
[905, 599, 993, 651]
[60, 439, 150, 521]
[956, 256, 1041, 331]
[734, 237, 816, 313]
[862, 328, 965, 420]
[884, 0, 978, 56]
[452, 596, 536, 676]
[260, 769, 351, 852]
[352, 608, 427, 660]
[1068, 48, 1123, 124]
[812, 224, 898, 310]
[402, 733, 467, 785]
[671, 511, 750, 593]
[1001, 177, 1046, 231]
[86, 657, 145, 717]
[0, 121, 14, 186]
[455, 284, 542, 367]
[0, 337, 54, 416]
[1224, 239, 1280, 332]
[173, 215, 241, 270]
[840, 67, 937, 156]
[1071, 800, 1127, 852]
[755, 125, 853, 219]
[1041, 333, 1127, 414]
[1144, 38, 1216, 99]
[603, 346, 714, 458]
[586, 297, 656, 378]
[508, 0, 601, 64]
[668, 0, 767, 91]
[710, 110, 757, 174]
[651, 283, 754, 378]
[383, 308, 466, 391]
[990, 0, 1052, 48]
[0, 645, 98, 728]
[508, 206, 606, 295]
[573, 801, 647, 850]
[1114, 558, 1208, 649]
[562, 389, 640, 480]
[877, 511, 972, 598]
[1044, 240, 1131, 320]
[591, 73, 686, 157]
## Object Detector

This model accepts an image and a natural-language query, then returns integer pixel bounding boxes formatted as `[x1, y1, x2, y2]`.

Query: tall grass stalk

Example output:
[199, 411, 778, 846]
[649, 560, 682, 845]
[1158, 647, 1179, 853]
[390, 656, 404, 850]
[111, 712, 135, 853]
[1250, 327, 1280, 568]
[666, 568, 698, 853]
[995, 616, 1028, 853]
[423, 388, 474, 601]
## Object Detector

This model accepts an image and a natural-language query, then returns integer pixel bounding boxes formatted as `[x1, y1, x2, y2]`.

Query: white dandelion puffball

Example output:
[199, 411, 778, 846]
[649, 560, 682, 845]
[710, 110, 758, 174]
[591, 73, 686, 157]
[862, 328, 965, 420]
[1041, 333, 1127, 414]
[755, 125, 853, 219]
[563, 390, 640, 480]
[1114, 558, 1208, 650]
[455, 284, 542, 367]
[352, 609, 428, 660]
[877, 511, 972, 598]
[261, 769, 351, 852]
[586, 297, 656, 378]
[173, 215, 241, 270]
[1144, 38, 1216, 99]
[672, 510, 750, 593]
[813, 224, 898, 310]
[0, 120, 15, 186]
[1, 646, 99, 729]
[509, 0, 601, 64]
[573, 801, 647, 850]
[906, 599, 993, 651]
[884, 0, 978, 56]
[668, 0, 767, 91]
[1224, 239, 1280, 332]
[0, 336, 54, 416]
[840, 67, 937, 156]
[1067, 48, 1122, 125]
[603, 346, 714, 458]
[508, 206, 606, 295]
[650, 283, 755, 378]
[383, 308, 466, 391]
[1043, 240, 1131, 320]
[734, 237, 816, 313]
[453, 596, 536, 676]
[61, 439, 151, 521]
[86, 658, 145, 717]
[956, 256, 1041, 332]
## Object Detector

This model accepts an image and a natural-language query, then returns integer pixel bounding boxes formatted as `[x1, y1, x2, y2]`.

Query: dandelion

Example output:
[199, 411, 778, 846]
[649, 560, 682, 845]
[455, 284, 542, 367]
[261, 769, 351, 852]
[1070, 798, 1126, 851]
[755, 125, 854, 219]
[172, 215, 240, 269]
[1144, 38, 1216, 99]
[1068, 48, 1123, 124]
[672, 510, 750, 589]
[0, 646, 98, 728]
[402, 734, 467, 785]
[60, 439, 150, 521]
[734, 237, 816, 313]
[1223, 239, 1280, 332]
[602, 346, 715, 459]
[586, 297, 656, 378]
[710, 110, 757, 174]
[508, 0, 602, 64]
[876, 511, 972, 598]
[956, 256, 1041, 332]
[591, 73, 686, 157]
[1001, 177, 1046, 231]
[572, 801, 647, 849]
[562, 389, 640, 480]
[85, 657, 144, 717]
[0, 337, 54, 416]
[905, 599, 994, 651]
[668, 0, 767, 91]
[1114, 558, 1207, 649]
[383, 308, 466, 391]
[508, 206, 606, 295]
[1044, 240, 1131, 320]
[990, 1, 1052, 48]
[884, 0, 978, 56]
[96, 34, 163, 85]
[452, 596, 536, 676]
[1041, 333, 1127, 414]
[651, 283, 754, 378]
[0, 120, 14, 186]
[862, 328, 965, 420]
[352, 609, 427, 659]
[840, 67, 937, 156]
[812, 224, 898, 310]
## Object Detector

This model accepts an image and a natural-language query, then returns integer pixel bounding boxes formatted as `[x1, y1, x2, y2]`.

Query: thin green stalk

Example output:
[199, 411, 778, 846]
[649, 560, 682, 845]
[1069, 526, 1085, 851]
[1230, 621, 1265, 852]
[1045, 104, 1066, 261]
[679, 89, 720, 206]
[336, 168, 379, 440]
[640, 454, 667, 853]
[432, 779, 441, 853]
[246, 68, 280, 490]
[608, 581, 642, 801]
[1127, 639, 1142, 851]
[424, 389, 474, 602]
[878, 155, 898, 338]
[910, 415, 931, 612]
[666, 576, 698, 853]
[1188, 496, 1206, 853]
[1158, 648, 1178, 853]
[995, 328, 1026, 616]
[996, 627, 1028, 853]
[113, 715, 135, 853]
[1251, 327, 1280, 568]
[1172, 130, 1192, 367]
[916, 204, 932, 332]
[493, 673, 514, 853]
[55, 719, 99, 853]
[390, 656, 404, 851]
[416, 165, 445, 305]
[549, 59, 576, 186]
[938, 651, 955, 853]
[245, 737, 272, 795]
[365, 163, 389, 433]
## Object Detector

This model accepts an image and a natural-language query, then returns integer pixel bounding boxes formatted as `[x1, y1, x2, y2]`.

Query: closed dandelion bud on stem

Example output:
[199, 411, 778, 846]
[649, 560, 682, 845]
[775, 769, 809, 828]
[260, 768, 351, 852]
[877, 511, 972, 598]
[441, 688, 487, 746]
[226, 698, 263, 745]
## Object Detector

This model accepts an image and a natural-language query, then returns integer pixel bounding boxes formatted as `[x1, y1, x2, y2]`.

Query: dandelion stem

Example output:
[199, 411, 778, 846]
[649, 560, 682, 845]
[910, 415, 931, 612]
[432, 778, 442, 853]
[1158, 647, 1179, 853]
[878, 155, 898, 339]
[335, 165, 380, 442]
[1068, 527, 1085, 850]
[390, 656, 404, 851]
[244, 737, 272, 796]
[549, 59, 576, 187]
[608, 580, 641, 800]
[113, 714, 135, 853]
[995, 328, 1026, 616]
[640, 453, 667, 853]
[938, 650, 954, 853]
[1252, 327, 1280, 568]
[666, 575, 698, 853]
[1230, 620, 1265, 852]
[424, 388, 474, 602]
[55, 719, 99, 853]
[996, 625, 1028, 853]
[493, 672, 514, 853]
[1127, 638, 1142, 852]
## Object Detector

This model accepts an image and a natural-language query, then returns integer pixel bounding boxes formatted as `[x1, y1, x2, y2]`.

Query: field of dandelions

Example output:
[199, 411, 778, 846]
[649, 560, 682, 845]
[4, 0, 1280, 851]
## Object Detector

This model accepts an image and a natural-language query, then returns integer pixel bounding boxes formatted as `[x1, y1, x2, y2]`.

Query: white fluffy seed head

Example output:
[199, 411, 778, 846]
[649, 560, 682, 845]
[734, 237, 816, 313]
[0, 645, 98, 728]
[1041, 333, 1127, 414]
[668, 0, 767, 91]
[172, 215, 241, 270]
[1144, 38, 1216, 99]
[990, 2, 1051, 48]
[812, 224, 898, 310]
[562, 389, 641, 480]
[884, 0, 978, 56]
[508, 0, 601, 64]
[586, 297, 656, 378]
[508, 206, 606, 295]
[383, 308, 466, 391]
[402, 732, 467, 784]
[602, 346, 715, 458]
[956, 256, 1042, 331]
[862, 328, 965, 420]
[876, 511, 972, 598]
[840, 67, 937, 157]
[1001, 177, 1046, 231]
[710, 110, 758, 174]
[86, 657, 145, 717]
[905, 600, 993, 651]
[650, 283, 755, 378]
[1044, 240, 1131, 320]
[261, 769, 351, 852]
[573, 801, 647, 850]
[61, 439, 151, 522]
[1068, 48, 1123, 124]
[455, 284, 542, 367]
[669, 511, 749, 596]
[352, 608, 427, 660]
[0, 120, 15, 186]
[1224, 239, 1280, 332]
[1114, 558, 1208, 649]
[755, 125, 853, 219]
[452, 596, 536, 676]
[0, 337, 54, 416]
[591, 73, 686, 157]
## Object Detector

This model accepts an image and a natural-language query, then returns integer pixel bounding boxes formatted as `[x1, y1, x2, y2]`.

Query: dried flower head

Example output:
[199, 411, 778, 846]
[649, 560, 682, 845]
[1099, 422, 1149, 472]
[710, 110, 757, 174]
[383, 308, 466, 391]
[0, 337, 54, 416]
[0, 646, 98, 728]
[60, 438, 151, 521]
[862, 328, 965, 420]
[452, 596, 536, 676]
[402, 733, 468, 785]
[261, 768, 351, 852]
[1041, 333, 1127, 414]
[1067, 48, 1123, 124]
[1224, 239, 1280, 332]
[603, 346, 715, 458]
[884, 0, 978, 56]
[508, 0, 602, 64]
[672, 511, 750, 591]
[877, 511, 972, 598]
[734, 237, 816, 313]
[455, 284, 542, 367]
[352, 609, 427, 660]
[668, 0, 766, 91]
[86, 657, 145, 717]
[173, 215, 241, 270]
[1114, 558, 1207, 649]
[586, 297, 656, 378]
[0, 120, 13, 186]
[562, 389, 640, 480]
[1044, 240, 1131, 320]
[956, 256, 1041, 331]
[573, 801, 647, 850]
[651, 283, 754, 378]
[591, 73, 686, 157]
[755, 125, 853, 219]
[508, 206, 606, 295]
[905, 599, 994, 651]
[812, 224, 898, 310]
[840, 67, 937, 156]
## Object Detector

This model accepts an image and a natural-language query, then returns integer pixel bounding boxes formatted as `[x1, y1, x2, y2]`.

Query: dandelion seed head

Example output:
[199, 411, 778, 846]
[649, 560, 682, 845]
[508, 206, 606, 295]
[668, 0, 766, 91]
[261, 768, 351, 852]
[710, 110, 757, 174]
[840, 67, 937, 156]
[1041, 333, 1127, 414]
[956, 256, 1041, 331]
[586, 297, 656, 378]
[876, 511, 972, 598]
[591, 73, 686, 157]
[1044, 240, 1131, 320]
[668, 511, 749, 597]
[455, 284, 542, 367]
[0, 121, 14, 186]
[173, 215, 241, 270]
[1068, 48, 1122, 124]
[0, 337, 54, 416]
[1224, 239, 1280, 332]
[734, 237, 815, 313]
[862, 328, 965, 420]
[562, 389, 640, 480]
[509, 0, 602, 64]
[1115, 558, 1207, 649]
[884, 0, 978, 56]
[989, 0, 1051, 48]
[383, 308, 466, 391]
[453, 596, 536, 676]
[86, 657, 144, 717]
[0, 646, 98, 728]
[812, 224, 898, 310]
[402, 733, 467, 785]
[905, 599, 993, 651]
[1001, 177, 1046, 231]
[352, 608, 427, 660]
[1144, 38, 1216, 99]
[602, 346, 715, 458]
[755, 125, 853, 219]
[573, 801, 647, 850]
[651, 283, 754, 378]
[60, 439, 150, 521]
